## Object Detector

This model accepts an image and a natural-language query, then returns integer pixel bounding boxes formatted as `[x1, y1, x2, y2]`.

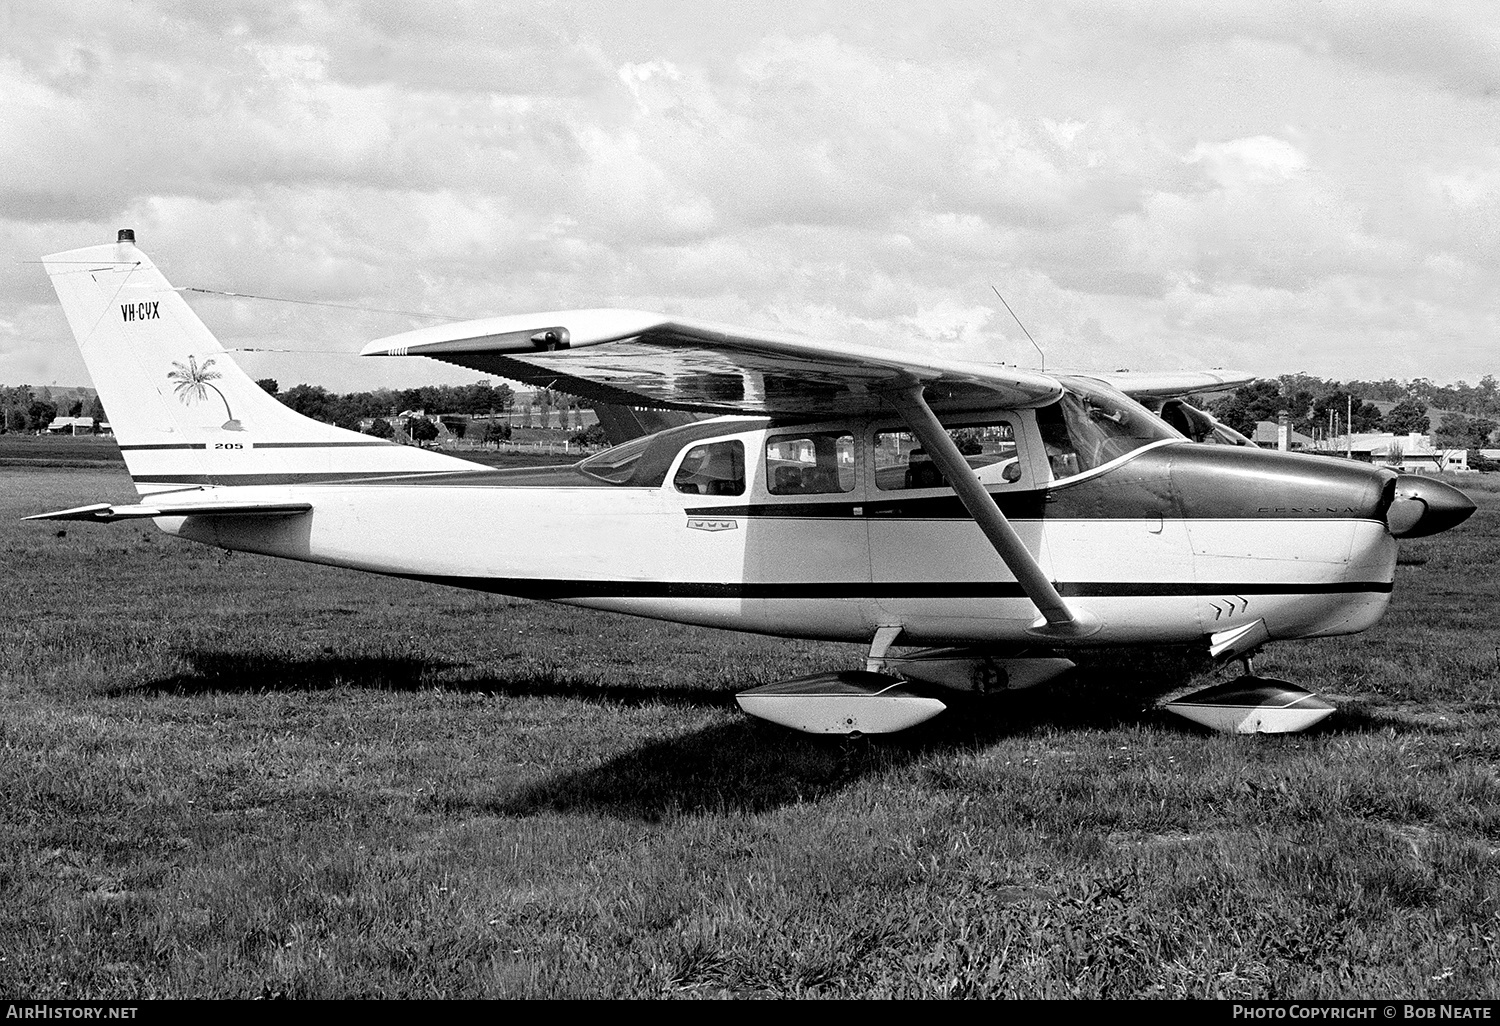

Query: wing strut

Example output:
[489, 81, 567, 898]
[884, 384, 1100, 640]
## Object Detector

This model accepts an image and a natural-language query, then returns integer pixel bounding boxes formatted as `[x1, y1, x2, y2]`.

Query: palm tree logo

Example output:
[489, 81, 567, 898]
[168, 356, 243, 431]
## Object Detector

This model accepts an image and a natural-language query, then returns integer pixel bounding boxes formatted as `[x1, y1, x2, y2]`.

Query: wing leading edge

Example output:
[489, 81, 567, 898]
[361, 310, 1065, 417]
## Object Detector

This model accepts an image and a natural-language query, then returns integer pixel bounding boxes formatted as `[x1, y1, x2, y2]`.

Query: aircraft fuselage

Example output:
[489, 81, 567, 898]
[161, 414, 1407, 651]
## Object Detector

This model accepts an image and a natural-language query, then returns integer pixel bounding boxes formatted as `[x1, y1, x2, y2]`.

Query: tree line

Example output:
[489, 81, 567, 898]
[0, 385, 105, 433]
[1207, 373, 1499, 451]
[252, 379, 520, 432]
[255, 379, 596, 442]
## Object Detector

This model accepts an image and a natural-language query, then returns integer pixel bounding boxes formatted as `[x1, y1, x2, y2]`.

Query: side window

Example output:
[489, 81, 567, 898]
[765, 431, 855, 495]
[673, 440, 745, 496]
[874, 422, 1022, 491]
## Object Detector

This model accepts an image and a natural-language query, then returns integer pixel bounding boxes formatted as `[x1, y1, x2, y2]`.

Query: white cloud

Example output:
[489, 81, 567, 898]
[2, 0, 1497, 389]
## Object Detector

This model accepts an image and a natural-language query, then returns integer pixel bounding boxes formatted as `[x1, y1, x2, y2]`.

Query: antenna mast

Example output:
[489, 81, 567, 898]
[991, 286, 1045, 371]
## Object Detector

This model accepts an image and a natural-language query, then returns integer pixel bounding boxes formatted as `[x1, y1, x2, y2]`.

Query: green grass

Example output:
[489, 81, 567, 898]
[1, 466, 1497, 998]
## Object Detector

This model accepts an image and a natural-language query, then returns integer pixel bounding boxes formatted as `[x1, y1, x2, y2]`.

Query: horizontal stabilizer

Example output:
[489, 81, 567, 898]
[26, 500, 313, 523]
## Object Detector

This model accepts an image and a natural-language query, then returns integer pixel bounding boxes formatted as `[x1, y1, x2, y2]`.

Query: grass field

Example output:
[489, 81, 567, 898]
[1, 457, 1497, 999]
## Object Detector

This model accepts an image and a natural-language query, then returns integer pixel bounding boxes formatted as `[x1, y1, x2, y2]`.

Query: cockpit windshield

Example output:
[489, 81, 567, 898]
[1036, 377, 1184, 479]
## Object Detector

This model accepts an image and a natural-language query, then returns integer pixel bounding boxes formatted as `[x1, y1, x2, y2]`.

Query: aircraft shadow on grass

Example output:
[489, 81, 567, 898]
[489, 647, 1221, 821]
[111, 648, 738, 708]
[110, 645, 1427, 821]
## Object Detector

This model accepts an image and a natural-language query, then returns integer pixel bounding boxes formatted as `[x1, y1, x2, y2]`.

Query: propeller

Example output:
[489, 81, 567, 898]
[1385, 475, 1477, 538]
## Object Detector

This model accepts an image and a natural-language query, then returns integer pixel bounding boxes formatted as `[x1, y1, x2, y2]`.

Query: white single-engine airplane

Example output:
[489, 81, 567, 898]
[32, 231, 1476, 735]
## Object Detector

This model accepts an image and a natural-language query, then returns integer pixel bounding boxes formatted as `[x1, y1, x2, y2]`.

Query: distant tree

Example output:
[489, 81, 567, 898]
[1275, 378, 1317, 434]
[569, 423, 608, 448]
[407, 417, 439, 443]
[365, 417, 395, 439]
[1209, 380, 1283, 437]
[27, 399, 57, 431]
[256, 378, 280, 395]
[279, 384, 333, 422]
[482, 420, 511, 444]
[1312, 391, 1382, 434]
[1436, 413, 1498, 451]
[4, 408, 26, 433]
[1383, 398, 1430, 435]
[87, 395, 106, 422]
[66, 399, 84, 417]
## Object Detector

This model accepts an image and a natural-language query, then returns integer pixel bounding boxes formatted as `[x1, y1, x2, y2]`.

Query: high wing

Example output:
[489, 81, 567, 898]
[361, 309, 1064, 417]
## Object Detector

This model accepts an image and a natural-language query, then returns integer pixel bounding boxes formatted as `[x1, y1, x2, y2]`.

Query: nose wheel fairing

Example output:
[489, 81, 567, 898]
[1162, 676, 1335, 734]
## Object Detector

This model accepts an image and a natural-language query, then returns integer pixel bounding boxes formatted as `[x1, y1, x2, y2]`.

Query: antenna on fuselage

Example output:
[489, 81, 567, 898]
[991, 286, 1045, 372]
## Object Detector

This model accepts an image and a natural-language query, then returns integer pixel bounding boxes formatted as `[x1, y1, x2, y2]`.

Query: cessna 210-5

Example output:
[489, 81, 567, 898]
[32, 231, 1476, 735]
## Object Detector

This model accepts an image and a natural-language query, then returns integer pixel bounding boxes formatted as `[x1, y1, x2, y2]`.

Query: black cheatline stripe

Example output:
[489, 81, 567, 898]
[688, 499, 1387, 523]
[395, 575, 1394, 601]
[254, 441, 399, 449]
[118, 443, 207, 451]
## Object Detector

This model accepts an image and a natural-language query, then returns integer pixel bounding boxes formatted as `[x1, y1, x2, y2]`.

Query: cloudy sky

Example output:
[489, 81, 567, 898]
[3, 0, 1497, 393]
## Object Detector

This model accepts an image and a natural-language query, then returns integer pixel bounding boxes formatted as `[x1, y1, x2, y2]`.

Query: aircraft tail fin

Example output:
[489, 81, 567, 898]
[41, 231, 483, 493]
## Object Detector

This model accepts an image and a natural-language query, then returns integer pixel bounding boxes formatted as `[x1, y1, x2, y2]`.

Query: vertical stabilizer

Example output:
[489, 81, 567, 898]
[42, 232, 483, 493]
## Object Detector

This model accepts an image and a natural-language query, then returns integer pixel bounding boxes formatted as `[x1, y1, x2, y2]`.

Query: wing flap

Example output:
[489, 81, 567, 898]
[27, 500, 313, 523]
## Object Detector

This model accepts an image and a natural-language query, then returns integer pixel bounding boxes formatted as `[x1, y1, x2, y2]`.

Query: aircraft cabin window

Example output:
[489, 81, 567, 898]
[674, 440, 746, 496]
[873, 422, 1022, 491]
[1038, 377, 1182, 479]
[765, 431, 855, 495]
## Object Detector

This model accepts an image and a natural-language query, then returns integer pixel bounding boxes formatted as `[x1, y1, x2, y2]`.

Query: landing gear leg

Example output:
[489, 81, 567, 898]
[865, 625, 903, 673]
